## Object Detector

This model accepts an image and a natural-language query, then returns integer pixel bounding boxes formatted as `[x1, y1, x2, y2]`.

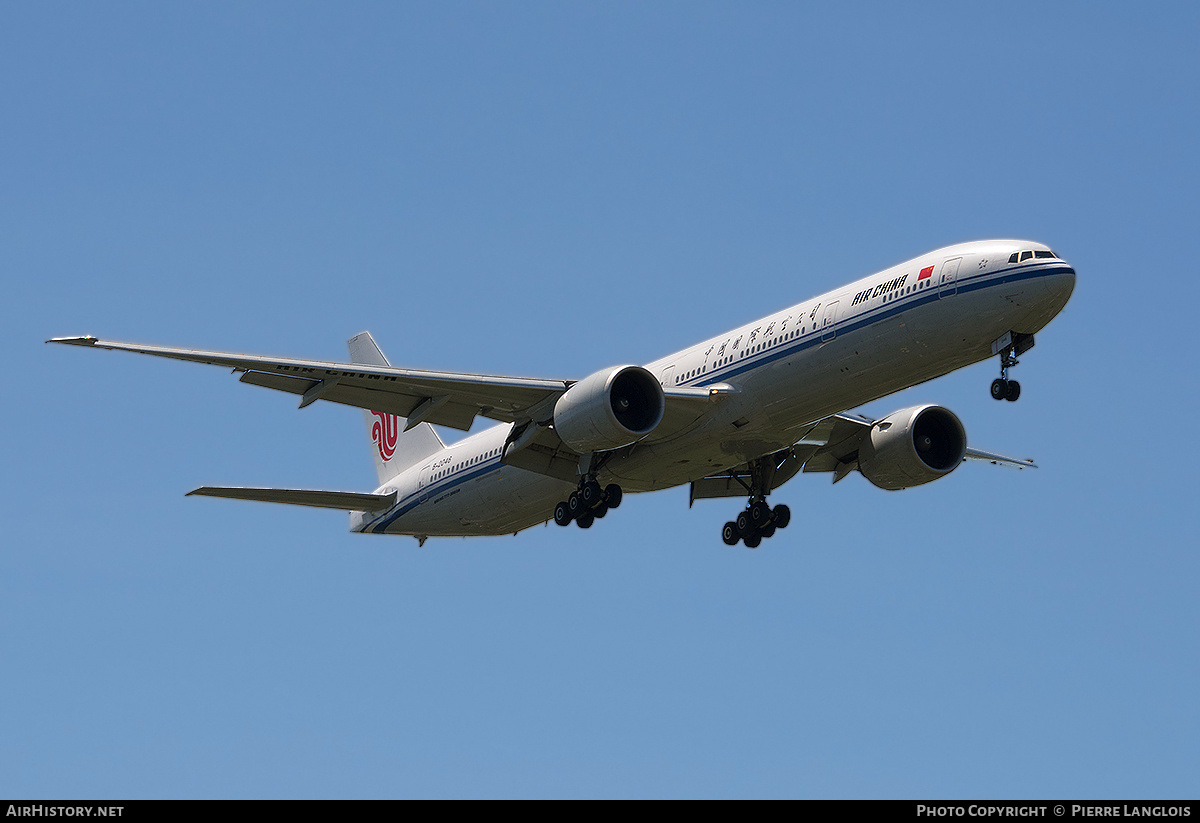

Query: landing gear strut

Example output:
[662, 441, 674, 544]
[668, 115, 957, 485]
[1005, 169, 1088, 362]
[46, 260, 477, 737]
[990, 332, 1033, 402]
[553, 478, 622, 530]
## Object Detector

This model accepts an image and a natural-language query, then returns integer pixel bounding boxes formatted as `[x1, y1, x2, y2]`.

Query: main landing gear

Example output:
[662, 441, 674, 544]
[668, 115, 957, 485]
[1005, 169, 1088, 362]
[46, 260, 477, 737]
[715, 454, 792, 548]
[990, 332, 1034, 402]
[553, 479, 623, 530]
[722, 499, 790, 548]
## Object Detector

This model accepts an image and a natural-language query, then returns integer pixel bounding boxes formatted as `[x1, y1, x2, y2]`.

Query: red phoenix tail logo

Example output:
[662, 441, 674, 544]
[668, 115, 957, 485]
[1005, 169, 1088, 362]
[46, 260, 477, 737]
[371, 411, 399, 462]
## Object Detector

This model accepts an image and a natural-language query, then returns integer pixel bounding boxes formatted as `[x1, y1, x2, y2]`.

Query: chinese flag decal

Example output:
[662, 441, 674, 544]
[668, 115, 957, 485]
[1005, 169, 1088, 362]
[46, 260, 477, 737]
[918, 265, 934, 280]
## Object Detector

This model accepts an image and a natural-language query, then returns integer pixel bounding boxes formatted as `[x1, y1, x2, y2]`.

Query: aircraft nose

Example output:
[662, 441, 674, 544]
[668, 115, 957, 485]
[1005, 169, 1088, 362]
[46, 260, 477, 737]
[1057, 263, 1077, 299]
[1043, 261, 1076, 313]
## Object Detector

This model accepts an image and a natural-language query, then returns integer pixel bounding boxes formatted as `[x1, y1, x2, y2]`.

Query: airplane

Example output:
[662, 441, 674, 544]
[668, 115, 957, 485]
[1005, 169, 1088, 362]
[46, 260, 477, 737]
[49, 239, 1075, 548]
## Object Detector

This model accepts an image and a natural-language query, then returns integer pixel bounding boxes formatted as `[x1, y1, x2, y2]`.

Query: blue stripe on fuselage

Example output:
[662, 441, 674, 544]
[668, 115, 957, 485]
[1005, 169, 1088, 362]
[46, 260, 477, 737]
[365, 456, 506, 534]
[683, 263, 1072, 387]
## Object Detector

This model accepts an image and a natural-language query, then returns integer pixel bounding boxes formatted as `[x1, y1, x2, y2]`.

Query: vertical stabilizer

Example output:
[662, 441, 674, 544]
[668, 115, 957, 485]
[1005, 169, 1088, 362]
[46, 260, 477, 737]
[349, 332, 445, 484]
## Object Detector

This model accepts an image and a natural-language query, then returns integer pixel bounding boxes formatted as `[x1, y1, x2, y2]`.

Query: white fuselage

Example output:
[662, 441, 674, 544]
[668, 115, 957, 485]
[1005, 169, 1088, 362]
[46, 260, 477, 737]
[351, 240, 1076, 538]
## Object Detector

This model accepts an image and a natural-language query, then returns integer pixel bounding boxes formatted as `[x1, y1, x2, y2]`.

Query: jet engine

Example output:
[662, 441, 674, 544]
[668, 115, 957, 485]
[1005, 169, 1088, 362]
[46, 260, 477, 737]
[857, 405, 967, 490]
[553, 366, 665, 454]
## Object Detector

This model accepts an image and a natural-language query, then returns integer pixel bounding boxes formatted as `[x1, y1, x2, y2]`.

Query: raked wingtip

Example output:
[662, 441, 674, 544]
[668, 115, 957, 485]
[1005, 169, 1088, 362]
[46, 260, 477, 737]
[46, 335, 99, 346]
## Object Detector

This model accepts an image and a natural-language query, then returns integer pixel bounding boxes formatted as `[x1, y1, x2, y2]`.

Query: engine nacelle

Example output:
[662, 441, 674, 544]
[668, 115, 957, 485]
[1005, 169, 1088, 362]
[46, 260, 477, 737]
[553, 366, 665, 454]
[857, 405, 967, 490]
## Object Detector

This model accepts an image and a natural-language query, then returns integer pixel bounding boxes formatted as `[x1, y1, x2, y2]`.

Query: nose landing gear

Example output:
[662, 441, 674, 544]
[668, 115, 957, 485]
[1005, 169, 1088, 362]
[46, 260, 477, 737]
[990, 331, 1034, 402]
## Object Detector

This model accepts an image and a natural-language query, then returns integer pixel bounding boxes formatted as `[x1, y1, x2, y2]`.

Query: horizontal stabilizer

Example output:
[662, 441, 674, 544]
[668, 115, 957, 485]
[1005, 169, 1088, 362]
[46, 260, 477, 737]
[187, 487, 397, 511]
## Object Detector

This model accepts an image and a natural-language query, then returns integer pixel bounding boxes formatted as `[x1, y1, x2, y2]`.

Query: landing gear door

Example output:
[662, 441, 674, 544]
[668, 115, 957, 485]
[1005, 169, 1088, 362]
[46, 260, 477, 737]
[938, 257, 961, 298]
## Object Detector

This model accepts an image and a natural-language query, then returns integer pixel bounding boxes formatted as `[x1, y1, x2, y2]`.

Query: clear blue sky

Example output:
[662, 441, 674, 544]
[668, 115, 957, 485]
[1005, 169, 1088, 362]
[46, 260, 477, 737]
[3, 2, 1197, 799]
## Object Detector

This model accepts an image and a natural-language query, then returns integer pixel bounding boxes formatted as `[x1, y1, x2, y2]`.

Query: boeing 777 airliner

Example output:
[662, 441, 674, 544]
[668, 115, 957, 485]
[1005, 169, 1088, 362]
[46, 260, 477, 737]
[50, 239, 1075, 547]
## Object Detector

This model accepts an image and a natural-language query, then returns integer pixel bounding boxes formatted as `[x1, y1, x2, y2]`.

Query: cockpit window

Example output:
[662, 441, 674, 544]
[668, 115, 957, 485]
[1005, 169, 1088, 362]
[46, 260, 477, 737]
[1011, 249, 1060, 264]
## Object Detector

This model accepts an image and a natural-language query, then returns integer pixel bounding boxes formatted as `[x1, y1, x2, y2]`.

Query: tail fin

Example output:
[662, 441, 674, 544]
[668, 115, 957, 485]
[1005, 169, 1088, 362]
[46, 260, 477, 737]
[349, 331, 445, 484]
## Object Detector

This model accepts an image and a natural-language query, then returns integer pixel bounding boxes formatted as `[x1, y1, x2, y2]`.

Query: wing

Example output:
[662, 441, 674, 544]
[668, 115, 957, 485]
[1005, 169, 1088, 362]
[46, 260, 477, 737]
[188, 487, 398, 511]
[960, 447, 1038, 469]
[689, 412, 1036, 502]
[47, 335, 732, 441]
[49, 335, 570, 431]
[793, 413, 1036, 474]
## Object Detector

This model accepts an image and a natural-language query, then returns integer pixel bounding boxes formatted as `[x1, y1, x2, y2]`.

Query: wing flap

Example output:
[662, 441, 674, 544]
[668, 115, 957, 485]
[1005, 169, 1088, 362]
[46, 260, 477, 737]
[689, 475, 749, 502]
[688, 444, 817, 504]
[238, 372, 481, 430]
[187, 487, 397, 511]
